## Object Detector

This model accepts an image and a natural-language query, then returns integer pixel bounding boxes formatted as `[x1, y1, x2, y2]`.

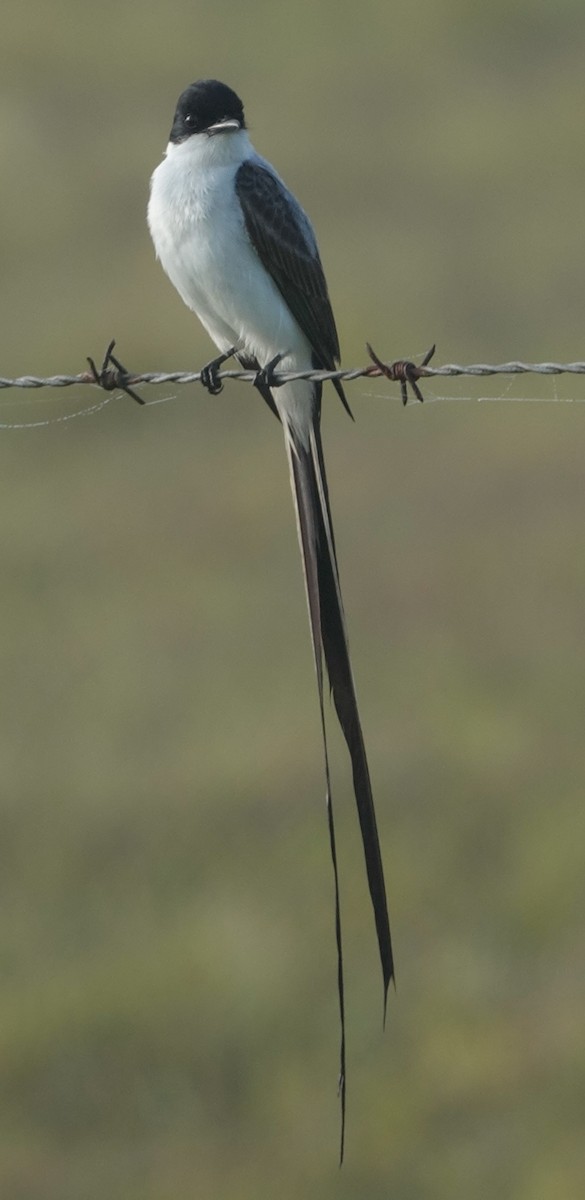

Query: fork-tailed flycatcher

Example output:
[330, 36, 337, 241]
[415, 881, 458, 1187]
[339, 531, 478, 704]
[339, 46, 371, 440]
[147, 78, 393, 1159]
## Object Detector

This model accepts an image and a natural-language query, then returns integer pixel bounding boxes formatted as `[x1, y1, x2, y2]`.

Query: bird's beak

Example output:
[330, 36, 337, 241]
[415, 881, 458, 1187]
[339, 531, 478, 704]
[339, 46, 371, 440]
[206, 118, 242, 136]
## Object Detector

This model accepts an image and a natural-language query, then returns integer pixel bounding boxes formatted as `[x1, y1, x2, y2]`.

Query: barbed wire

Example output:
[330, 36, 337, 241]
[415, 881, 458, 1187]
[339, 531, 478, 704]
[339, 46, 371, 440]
[2, 341, 585, 408]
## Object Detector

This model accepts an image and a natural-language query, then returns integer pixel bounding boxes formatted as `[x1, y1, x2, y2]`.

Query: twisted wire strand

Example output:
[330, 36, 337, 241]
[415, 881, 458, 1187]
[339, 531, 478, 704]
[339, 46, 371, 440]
[2, 358, 585, 391]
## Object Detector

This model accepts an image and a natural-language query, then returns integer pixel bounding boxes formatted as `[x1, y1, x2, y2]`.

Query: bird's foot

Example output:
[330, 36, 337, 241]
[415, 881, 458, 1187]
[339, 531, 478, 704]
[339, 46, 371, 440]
[253, 352, 287, 391]
[200, 346, 237, 395]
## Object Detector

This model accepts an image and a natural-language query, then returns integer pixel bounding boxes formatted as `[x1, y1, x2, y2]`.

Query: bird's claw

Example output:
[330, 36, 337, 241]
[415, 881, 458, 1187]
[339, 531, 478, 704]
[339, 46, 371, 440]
[200, 346, 237, 395]
[253, 352, 287, 391]
[366, 343, 436, 406]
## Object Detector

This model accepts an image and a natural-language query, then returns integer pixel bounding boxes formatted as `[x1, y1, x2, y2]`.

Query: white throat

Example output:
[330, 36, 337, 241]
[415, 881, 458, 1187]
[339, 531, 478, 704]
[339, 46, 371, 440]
[163, 127, 253, 172]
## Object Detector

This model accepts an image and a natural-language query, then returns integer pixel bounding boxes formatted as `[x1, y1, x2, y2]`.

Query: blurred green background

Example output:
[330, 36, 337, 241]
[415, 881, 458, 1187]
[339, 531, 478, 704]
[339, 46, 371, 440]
[1, 1, 584, 1196]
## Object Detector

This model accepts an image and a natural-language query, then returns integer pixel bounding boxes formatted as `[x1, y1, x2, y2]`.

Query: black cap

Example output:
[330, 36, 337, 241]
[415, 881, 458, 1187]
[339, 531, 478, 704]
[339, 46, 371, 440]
[170, 79, 246, 143]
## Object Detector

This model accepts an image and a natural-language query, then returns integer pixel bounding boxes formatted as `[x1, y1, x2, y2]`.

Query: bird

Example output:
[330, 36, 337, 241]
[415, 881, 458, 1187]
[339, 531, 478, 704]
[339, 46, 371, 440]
[147, 78, 393, 1158]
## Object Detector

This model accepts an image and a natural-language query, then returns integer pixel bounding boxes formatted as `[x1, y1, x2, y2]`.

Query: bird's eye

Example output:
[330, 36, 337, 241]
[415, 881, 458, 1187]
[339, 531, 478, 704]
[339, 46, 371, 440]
[184, 113, 194, 125]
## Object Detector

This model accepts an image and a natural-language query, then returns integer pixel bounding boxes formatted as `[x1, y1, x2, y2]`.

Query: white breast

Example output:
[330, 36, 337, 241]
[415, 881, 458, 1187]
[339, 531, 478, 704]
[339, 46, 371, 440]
[147, 133, 311, 369]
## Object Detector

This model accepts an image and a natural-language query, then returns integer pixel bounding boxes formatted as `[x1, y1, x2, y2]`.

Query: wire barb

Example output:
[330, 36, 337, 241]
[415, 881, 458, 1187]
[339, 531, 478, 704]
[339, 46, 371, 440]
[86, 339, 145, 406]
[366, 343, 436, 405]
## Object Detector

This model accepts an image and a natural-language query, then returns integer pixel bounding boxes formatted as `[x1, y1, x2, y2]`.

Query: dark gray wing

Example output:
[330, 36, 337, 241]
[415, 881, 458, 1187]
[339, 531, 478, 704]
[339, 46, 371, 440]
[235, 160, 342, 374]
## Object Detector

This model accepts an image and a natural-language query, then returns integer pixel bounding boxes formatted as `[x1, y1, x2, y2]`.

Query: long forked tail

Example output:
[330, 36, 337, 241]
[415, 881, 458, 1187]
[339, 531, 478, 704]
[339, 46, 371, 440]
[283, 416, 394, 1161]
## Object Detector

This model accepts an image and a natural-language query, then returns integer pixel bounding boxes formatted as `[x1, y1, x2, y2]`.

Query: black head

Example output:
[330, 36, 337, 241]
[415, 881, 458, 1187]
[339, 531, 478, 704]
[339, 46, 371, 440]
[170, 79, 246, 143]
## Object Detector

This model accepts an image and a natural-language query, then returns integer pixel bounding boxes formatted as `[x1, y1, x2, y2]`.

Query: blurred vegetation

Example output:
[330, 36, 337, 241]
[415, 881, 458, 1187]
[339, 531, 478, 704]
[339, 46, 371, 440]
[0, 1, 584, 1196]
